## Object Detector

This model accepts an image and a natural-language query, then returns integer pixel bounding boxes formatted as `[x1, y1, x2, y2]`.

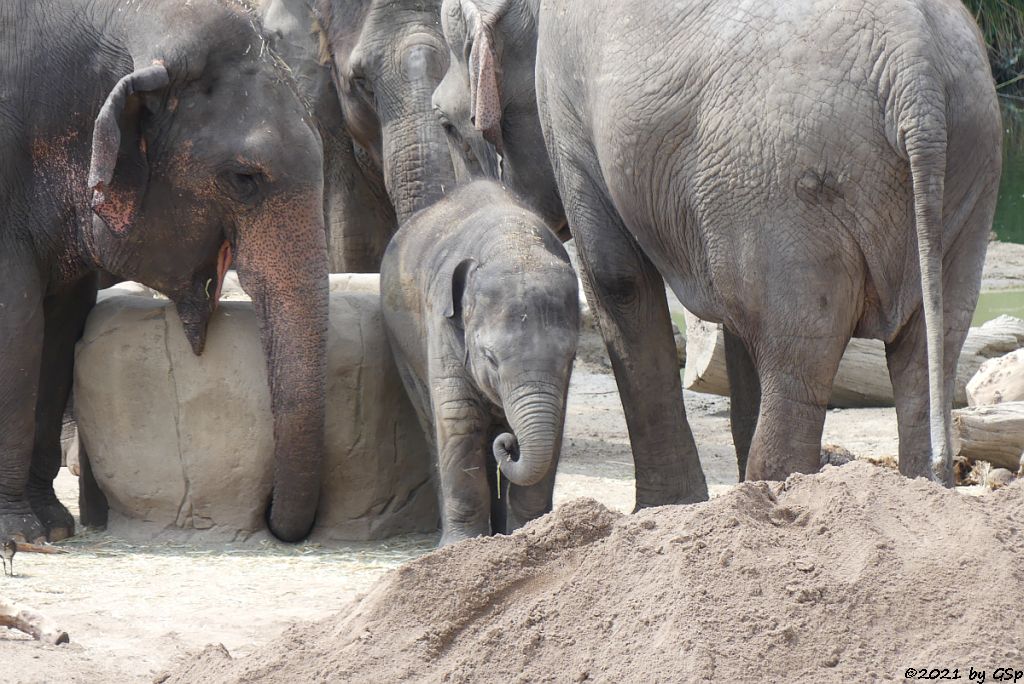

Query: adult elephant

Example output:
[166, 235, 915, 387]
[1, 0, 329, 543]
[435, 0, 1002, 498]
[314, 0, 458, 223]
[259, 0, 396, 272]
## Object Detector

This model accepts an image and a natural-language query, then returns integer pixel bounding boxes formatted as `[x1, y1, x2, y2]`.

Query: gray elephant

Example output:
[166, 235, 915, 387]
[314, 0, 458, 223]
[259, 0, 396, 272]
[435, 0, 1003, 496]
[1, 0, 328, 542]
[381, 181, 579, 545]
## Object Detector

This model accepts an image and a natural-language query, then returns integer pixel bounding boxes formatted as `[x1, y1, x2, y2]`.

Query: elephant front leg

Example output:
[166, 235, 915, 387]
[564, 170, 708, 508]
[27, 279, 96, 541]
[0, 259, 47, 543]
[494, 418, 561, 535]
[503, 461, 558, 534]
[434, 387, 492, 546]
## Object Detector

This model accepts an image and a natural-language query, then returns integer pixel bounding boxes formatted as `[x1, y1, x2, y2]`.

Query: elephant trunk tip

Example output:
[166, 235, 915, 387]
[493, 432, 519, 464]
[266, 499, 317, 544]
[182, 322, 207, 356]
[493, 432, 546, 487]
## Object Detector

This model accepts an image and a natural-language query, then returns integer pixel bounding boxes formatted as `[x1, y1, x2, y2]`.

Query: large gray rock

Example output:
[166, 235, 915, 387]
[73, 275, 436, 542]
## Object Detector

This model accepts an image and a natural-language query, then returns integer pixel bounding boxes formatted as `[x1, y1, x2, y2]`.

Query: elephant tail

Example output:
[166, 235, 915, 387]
[900, 85, 951, 483]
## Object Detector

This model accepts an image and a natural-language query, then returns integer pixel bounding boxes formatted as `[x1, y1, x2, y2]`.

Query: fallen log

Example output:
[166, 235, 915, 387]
[0, 599, 69, 644]
[952, 402, 1024, 471]
[683, 314, 1024, 408]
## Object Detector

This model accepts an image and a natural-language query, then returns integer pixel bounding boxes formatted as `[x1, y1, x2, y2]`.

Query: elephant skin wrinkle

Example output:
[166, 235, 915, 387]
[73, 277, 436, 543]
[381, 180, 579, 546]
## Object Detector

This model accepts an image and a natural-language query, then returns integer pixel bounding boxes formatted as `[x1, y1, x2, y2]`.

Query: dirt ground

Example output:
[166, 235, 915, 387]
[1, 368, 904, 684]
[164, 464, 1024, 684]
[2, 242, 1020, 683]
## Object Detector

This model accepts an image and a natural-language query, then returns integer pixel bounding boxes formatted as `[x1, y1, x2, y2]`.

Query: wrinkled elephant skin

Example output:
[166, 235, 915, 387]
[438, 0, 1002, 498]
[0, 0, 329, 543]
[381, 181, 579, 545]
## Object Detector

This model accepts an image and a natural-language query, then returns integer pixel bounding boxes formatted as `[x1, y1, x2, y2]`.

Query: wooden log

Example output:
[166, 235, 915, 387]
[952, 402, 1024, 471]
[683, 314, 1024, 408]
[0, 599, 69, 644]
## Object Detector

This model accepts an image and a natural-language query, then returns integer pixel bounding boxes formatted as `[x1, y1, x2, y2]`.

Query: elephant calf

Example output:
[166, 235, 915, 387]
[381, 181, 579, 545]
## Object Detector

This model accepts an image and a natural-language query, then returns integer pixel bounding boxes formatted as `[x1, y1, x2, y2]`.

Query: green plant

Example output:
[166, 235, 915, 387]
[962, 0, 1024, 94]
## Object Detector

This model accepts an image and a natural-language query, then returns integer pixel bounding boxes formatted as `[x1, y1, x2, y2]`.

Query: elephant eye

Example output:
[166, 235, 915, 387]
[482, 348, 498, 368]
[351, 75, 374, 99]
[220, 170, 262, 204]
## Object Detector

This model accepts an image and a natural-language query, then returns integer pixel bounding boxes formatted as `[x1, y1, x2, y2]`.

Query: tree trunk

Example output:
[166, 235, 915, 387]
[952, 402, 1024, 470]
[683, 314, 1024, 408]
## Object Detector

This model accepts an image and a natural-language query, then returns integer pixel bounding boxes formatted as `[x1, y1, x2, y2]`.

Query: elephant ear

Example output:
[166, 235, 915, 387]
[461, 1, 502, 149]
[441, 258, 478, 322]
[87, 63, 170, 235]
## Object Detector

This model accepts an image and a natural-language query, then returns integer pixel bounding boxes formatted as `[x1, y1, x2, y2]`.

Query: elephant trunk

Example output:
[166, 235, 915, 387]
[380, 49, 456, 221]
[234, 191, 329, 542]
[492, 382, 565, 487]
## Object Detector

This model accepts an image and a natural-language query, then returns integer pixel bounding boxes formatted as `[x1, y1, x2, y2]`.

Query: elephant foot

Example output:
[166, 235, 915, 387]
[634, 481, 709, 512]
[0, 503, 48, 544]
[27, 487, 75, 541]
[438, 524, 488, 548]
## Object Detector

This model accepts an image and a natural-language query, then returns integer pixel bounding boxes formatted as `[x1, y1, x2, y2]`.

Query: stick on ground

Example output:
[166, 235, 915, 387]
[0, 599, 69, 644]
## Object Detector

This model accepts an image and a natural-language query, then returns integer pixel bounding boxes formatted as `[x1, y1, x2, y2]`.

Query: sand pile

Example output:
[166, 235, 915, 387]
[164, 462, 1024, 683]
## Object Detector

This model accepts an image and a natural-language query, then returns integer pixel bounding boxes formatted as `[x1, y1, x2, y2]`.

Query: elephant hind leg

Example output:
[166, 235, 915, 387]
[724, 329, 760, 482]
[886, 201, 989, 481]
[743, 328, 851, 481]
[885, 309, 933, 479]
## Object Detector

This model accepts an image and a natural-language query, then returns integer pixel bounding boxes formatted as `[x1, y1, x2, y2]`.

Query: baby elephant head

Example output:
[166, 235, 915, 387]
[442, 230, 580, 487]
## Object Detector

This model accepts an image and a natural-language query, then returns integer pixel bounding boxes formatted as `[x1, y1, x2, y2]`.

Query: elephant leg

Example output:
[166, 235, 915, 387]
[724, 328, 760, 482]
[27, 278, 96, 540]
[504, 457, 558, 534]
[885, 309, 933, 478]
[887, 210, 988, 481]
[486, 422, 509, 535]
[0, 256, 47, 543]
[744, 328, 850, 481]
[77, 439, 109, 529]
[562, 166, 708, 508]
[434, 382, 492, 545]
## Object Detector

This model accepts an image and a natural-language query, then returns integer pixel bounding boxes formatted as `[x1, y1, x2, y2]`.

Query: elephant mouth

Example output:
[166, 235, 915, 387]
[213, 239, 233, 306]
[176, 237, 234, 356]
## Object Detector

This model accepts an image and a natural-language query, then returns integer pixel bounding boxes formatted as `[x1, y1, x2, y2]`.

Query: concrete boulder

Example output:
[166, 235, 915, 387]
[967, 348, 1024, 407]
[73, 275, 436, 542]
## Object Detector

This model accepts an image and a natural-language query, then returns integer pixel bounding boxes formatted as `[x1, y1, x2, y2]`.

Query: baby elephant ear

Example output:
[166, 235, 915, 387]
[463, 3, 502, 148]
[88, 63, 169, 234]
[442, 258, 478, 321]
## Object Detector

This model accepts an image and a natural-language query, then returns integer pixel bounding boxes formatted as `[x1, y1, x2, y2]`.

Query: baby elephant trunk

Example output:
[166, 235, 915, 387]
[492, 383, 565, 487]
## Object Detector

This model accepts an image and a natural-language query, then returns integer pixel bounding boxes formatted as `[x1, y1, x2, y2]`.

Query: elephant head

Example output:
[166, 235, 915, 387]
[435, 0, 566, 234]
[84, 3, 328, 542]
[441, 231, 579, 487]
[316, 0, 457, 221]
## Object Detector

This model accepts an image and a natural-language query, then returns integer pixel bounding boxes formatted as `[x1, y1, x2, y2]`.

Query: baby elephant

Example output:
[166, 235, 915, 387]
[382, 181, 579, 546]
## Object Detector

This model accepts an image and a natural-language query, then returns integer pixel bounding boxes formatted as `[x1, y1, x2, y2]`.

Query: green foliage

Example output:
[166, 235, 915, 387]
[963, 0, 1024, 94]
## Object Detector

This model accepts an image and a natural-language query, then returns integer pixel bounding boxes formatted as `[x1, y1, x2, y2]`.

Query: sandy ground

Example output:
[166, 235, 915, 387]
[1, 242, 1017, 683]
[1, 367, 903, 684]
[981, 240, 1024, 290]
[163, 464, 1024, 684]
